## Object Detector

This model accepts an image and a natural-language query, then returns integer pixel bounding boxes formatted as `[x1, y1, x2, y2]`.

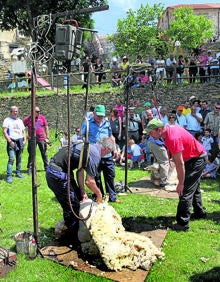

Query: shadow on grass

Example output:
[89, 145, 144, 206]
[122, 215, 175, 232]
[190, 266, 220, 282]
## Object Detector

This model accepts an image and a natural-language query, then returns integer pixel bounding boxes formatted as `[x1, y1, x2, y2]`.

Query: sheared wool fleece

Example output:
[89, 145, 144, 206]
[78, 200, 164, 271]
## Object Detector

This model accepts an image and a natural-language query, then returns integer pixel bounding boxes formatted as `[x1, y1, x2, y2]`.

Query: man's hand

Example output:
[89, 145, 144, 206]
[113, 149, 119, 160]
[95, 190, 102, 203]
[176, 183, 184, 197]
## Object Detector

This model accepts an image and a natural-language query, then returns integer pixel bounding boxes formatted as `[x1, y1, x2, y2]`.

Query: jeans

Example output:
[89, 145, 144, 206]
[46, 168, 80, 230]
[27, 140, 48, 170]
[95, 156, 116, 201]
[7, 143, 23, 176]
[176, 155, 207, 227]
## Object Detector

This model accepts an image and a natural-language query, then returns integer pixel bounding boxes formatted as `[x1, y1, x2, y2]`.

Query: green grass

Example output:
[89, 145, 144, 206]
[0, 131, 220, 281]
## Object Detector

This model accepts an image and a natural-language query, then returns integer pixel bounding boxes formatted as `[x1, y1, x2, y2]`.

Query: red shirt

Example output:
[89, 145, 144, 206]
[164, 125, 205, 161]
[23, 115, 48, 141]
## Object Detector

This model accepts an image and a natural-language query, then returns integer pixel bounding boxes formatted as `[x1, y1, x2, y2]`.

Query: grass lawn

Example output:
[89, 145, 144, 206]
[0, 132, 220, 281]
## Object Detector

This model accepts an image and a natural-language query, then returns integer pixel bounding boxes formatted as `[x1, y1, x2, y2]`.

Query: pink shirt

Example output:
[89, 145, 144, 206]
[164, 125, 205, 161]
[23, 115, 48, 141]
[115, 104, 125, 120]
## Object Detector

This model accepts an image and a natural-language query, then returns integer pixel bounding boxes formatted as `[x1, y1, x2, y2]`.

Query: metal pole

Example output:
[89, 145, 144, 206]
[30, 62, 40, 244]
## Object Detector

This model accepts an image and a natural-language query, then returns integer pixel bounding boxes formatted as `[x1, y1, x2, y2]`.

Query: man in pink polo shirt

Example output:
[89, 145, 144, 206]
[23, 106, 50, 174]
[146, 119, 207, 231]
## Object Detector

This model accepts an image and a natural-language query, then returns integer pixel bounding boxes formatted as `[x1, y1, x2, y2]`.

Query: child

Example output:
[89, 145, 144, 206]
[202, 155, 218, 179]
[59, 131, 69, 150]
[139, 135, 147, 167]
[201, 128, 214, 154]
[128, 139, 142, 169]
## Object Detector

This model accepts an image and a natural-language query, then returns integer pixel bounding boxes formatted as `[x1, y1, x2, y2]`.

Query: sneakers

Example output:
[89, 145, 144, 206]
[170, 223, 189, 232]
[6, 176, 12, 184]
[16, 173, 24, 178]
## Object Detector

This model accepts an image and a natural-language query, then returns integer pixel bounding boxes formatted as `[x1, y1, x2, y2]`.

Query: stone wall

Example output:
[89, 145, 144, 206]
[0, 82, 220, 132]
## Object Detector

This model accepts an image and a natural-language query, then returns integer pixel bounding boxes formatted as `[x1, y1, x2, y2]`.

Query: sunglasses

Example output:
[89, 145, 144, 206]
[36, 111, 40, 113]
[215, 107, 220, 110]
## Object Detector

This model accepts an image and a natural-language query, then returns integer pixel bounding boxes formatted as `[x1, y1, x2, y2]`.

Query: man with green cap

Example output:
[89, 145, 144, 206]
[81, 105, 120, 202]
[146, 119, 207, 231]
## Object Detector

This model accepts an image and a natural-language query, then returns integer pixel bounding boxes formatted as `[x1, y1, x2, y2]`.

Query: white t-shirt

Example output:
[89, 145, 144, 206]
[2, 117, 25, 139]
[131, 144, 142, 156]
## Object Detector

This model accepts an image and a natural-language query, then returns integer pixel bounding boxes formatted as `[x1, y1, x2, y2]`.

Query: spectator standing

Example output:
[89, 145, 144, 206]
[155, 54, 166, 85]
[175, 106, 187, 128]
[93, 58, 105, 87]
[80, 55, 93, 89]
[81, 105, 120, 203]
[186, 106, 203, 136]
[72, 128, 83, 144]
[182, 100, 191, 116]
[204, 102, 220, 146]
[176, 55, 185, 84]
[146, 119, 207, 231]
[166, 53, 176, 84]
[2, 106, 26, 183]
[109, 108, 122, 145]
[141, 102, 152, 130]
[198, 50, 209, 83]
[126, 108, 141, 143]
[114, 99, 125, 122]
[23, 106, 49, 174]
[188, 55, 198, 83]
[201, 129, 214, 154]
[199, 100, 211, 129]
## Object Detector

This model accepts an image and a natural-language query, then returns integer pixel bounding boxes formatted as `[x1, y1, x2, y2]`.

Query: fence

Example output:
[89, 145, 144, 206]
[0, 64, 220, 93]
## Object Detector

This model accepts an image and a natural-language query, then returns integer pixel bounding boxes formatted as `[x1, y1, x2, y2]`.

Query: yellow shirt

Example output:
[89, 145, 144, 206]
[182, 107, 191, 116]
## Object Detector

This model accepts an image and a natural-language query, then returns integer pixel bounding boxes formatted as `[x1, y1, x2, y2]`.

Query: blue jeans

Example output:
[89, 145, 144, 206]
[95, 156, 116, 202]
[176, 155, 207, 227]
[7, 143, 23, 176]
[46, 168, 80, 230]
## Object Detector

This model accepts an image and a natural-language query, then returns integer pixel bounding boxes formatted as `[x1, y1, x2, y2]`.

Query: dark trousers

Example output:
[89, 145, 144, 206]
[176, 155, 207, 227]
[95, 156, 116, 202]
[27, 140, 48, 170]
[46, 168, 80, 230]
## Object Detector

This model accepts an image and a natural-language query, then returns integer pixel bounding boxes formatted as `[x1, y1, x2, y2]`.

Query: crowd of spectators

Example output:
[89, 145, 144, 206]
[80, 47, 220, 88]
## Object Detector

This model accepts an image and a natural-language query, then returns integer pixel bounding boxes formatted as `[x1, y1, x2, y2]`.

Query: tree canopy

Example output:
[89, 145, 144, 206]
[166, 7, 214, 51]
[108, 4, 215, 59]
[108, 4, 165, 59]
[0, 0, 107, 39]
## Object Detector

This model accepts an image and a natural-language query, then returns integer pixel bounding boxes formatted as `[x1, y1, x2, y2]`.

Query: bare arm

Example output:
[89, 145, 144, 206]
[45, 125, 49, 139]
[172, 152, 185, 196]
[76, 169, 88, 201]
[85, 174, 102, 203]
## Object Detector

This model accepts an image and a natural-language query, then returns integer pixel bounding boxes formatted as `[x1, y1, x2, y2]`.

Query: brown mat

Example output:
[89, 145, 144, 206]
[129, 177, 178, 199]
[41, 228, 167, 282]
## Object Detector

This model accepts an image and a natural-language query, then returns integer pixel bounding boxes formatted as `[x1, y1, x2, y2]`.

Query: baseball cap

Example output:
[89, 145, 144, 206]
[144, 102, 152, 107]
[189, 95, 196, 101]
[94, 105, 105, 116]
[145, 119, 163, 134]
[177, 106, 183, 111]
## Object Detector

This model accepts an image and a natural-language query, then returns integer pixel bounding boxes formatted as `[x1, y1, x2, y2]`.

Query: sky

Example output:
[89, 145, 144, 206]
[92, 0, 219, 35]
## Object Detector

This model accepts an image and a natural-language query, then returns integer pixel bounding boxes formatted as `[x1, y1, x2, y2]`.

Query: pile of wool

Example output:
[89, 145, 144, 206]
[78, 199, 164, 271]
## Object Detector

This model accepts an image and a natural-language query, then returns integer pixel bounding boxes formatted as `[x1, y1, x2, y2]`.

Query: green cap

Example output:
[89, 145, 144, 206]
[94, 105, 105, 116]
[145, 119, 163, 134]
[144, 102, 152, 107]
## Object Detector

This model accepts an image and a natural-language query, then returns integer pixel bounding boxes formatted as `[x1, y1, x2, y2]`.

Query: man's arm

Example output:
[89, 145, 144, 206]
[172, 152, 185, 196]
[76, 168, 102, 203]
[45, 125, 49, 139]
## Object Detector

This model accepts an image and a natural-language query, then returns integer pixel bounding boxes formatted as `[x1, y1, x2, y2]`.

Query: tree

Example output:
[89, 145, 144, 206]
[166, 7, 214, 51]
[0, 0, 107, 39]
[108, 4, 165, 59]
